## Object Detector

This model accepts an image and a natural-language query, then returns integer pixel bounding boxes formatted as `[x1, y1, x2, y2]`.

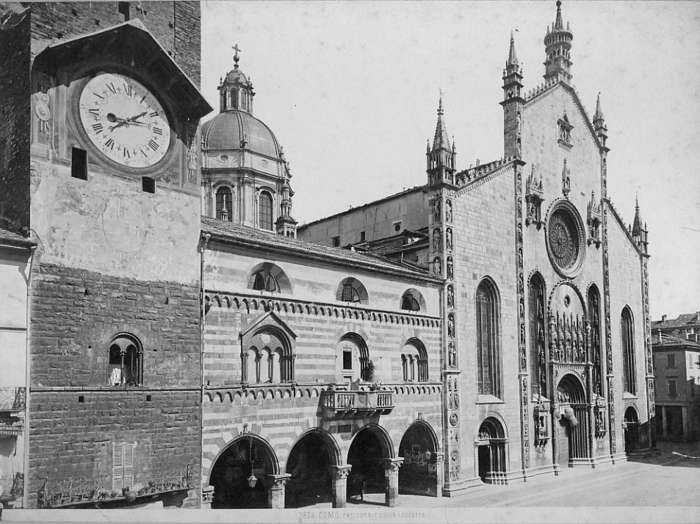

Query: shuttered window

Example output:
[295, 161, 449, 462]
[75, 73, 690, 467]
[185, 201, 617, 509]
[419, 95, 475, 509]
[113, 442, 135, 490]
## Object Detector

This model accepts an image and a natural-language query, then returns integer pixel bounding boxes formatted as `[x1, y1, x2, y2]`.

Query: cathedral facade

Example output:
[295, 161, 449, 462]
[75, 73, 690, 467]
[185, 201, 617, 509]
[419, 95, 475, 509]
[300, 1, 653, 493]
[0, 0, 652, 511]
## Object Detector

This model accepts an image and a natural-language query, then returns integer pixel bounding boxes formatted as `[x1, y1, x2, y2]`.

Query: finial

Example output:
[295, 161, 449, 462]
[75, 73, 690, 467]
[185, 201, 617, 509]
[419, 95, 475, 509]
[438, 89, 444, 115]
[554, 0, 564, 31]
[232, 43, 241, 69]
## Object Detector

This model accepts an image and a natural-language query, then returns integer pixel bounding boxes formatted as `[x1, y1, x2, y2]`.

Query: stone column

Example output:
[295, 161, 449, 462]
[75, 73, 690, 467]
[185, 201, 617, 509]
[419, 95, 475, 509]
[682, 405, 689, 441]
[434, 452, 444, 498]
[381, 458, 403, 507]
[329, 465, 351, 508]
[265, 474, 291, 509]
[201, 485, 215, 509]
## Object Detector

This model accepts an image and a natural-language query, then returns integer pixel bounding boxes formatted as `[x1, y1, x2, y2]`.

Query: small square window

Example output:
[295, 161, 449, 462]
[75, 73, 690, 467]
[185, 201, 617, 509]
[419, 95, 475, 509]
[359, 231, 366, 243]
[332, 236, 340, 248]
[142, 177, 155, 193]
[71, 147, 88, 180]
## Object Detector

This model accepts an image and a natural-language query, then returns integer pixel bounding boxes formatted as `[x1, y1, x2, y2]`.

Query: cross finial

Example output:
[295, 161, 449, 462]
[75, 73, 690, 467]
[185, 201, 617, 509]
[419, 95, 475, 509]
[232, 44, 241, 68]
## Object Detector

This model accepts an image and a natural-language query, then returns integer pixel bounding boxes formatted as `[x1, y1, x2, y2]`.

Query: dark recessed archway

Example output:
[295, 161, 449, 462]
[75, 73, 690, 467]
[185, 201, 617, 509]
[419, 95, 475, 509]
[285, 429, 339, 508]
[208, 435, 278, 509]
[347, 425, 393, 502]
[398, 421, 439, 496]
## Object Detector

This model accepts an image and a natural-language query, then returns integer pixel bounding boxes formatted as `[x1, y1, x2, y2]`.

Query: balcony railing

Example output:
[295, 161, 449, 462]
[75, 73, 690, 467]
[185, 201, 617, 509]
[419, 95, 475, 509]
[0, 387, 26, 412]
[321, 388, 394, 417]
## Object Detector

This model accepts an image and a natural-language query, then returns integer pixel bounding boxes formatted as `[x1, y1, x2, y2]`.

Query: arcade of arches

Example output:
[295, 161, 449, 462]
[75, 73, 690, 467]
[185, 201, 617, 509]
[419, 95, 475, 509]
[207, 423, 442, 509]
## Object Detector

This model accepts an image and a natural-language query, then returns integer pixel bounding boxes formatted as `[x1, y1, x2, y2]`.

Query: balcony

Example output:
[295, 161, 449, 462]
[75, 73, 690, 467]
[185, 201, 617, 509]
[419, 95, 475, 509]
[321, 387, 394, 418]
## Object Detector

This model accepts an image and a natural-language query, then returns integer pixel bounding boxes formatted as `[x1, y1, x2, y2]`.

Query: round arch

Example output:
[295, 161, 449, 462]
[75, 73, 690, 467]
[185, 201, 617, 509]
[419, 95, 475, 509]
[247, 261, 292, 294]
[208, 433, 280, 509]
[287, 427, 342, 467]
[547, 280, 588, 319]
[476, 417, 507, 484]
[336, 277, 370, 305]
[398, 420, 440, 496]
[400, 288, 426, 312]
[556, 372, 587, 404]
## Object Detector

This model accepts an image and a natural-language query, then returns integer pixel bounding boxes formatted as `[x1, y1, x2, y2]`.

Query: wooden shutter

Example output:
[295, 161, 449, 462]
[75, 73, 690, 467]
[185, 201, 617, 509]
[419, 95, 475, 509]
[124, 443, 134, 489]
[113, 443, 123, 490]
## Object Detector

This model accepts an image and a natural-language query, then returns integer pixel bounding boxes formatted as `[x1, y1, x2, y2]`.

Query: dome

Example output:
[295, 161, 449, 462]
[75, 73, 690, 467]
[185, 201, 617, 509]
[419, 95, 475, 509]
[225, 68, 248, 85]
[202, 110, 282, 159]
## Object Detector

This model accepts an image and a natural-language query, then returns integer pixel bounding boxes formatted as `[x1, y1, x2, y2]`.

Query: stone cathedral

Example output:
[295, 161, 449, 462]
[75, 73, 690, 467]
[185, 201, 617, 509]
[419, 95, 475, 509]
[0, 0, 651, 511]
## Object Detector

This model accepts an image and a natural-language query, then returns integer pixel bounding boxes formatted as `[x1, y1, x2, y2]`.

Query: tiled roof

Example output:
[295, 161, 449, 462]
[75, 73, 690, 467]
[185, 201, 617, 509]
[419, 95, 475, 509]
[652, 312, 700, 329]
[201, 217, 441, 283]
[651, 331, 700, 349]
[0, 226, 35, 249]
[298, 185, 425, 228]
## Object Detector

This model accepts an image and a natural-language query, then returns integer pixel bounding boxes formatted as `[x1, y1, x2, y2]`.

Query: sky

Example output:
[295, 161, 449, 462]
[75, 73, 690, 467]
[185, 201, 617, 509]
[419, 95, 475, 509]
[200, 1, 700, 321]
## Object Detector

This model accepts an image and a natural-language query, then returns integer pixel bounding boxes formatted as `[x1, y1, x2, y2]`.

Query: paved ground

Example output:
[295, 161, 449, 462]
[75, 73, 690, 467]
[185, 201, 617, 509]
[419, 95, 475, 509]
[4, 441, 699, 523]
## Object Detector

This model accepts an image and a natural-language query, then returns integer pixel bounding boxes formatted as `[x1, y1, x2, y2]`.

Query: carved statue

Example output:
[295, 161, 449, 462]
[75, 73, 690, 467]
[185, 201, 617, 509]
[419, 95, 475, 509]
[445, 200, 453, 223]
[433, 229, 441, 251]
[447, 285, 454, 308]
[446, 228, 453, 251]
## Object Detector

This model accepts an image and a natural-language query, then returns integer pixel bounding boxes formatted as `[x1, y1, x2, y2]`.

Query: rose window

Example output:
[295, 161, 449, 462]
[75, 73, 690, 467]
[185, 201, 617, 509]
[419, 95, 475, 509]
[548, 209, 579, 270]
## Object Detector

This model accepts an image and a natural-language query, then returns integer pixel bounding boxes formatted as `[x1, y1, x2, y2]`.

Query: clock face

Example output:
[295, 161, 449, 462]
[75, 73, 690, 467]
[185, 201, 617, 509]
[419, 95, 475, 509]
[78, 72, 171, 169]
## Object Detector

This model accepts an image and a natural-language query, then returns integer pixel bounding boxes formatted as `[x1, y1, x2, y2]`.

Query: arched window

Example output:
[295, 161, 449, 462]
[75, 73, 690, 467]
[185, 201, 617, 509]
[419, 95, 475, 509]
[108, 334, 143, 386]
[401, 339, 428, 382]
[476, 279, 501, 397]
[252, 270, 280, 292]
[216, 186, 233, 221]
[337, 333, 370, 384]
[336, 278, 369, 305]
[400, 289, 425, 312]
[247, 263, 292, 294]
[621, 307, 636, 394]
[529, 274, 546, 396]
[259, 191, 273, 231]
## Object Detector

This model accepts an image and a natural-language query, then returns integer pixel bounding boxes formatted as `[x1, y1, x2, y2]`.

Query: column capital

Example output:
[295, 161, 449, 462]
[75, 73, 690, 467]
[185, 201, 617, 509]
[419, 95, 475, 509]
[433, 452, 445, 465]
[381, 457, 404, 473]
[329, 464, 352, 480]
[265, 473, 291, 490]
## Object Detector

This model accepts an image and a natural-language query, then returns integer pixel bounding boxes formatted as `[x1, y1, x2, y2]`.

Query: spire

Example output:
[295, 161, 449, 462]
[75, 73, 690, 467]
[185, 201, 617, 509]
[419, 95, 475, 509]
[432, 96, 451, 151]
[554, 0, 564, 30]
[632, 194, 643, 236]
[594, 92, 605, 122]
[507, 31, 519, 67]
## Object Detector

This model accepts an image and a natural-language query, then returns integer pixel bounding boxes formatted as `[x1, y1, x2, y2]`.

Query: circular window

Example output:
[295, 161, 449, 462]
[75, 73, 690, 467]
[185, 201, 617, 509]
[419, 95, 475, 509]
[546, 201, 585, 278]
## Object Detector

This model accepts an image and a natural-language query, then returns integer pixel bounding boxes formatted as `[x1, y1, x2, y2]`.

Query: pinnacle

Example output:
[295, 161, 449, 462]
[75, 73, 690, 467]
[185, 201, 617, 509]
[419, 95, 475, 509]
[507, 31, 519, 67]
[432, 98, 451, 151]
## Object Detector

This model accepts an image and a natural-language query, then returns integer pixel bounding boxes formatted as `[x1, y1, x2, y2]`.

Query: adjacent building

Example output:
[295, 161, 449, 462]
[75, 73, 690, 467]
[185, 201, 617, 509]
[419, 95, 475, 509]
[651, 315, 700, 441]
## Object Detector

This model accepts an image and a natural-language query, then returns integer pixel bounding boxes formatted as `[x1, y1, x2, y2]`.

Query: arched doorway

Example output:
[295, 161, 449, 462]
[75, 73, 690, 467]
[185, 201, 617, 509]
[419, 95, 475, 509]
[398, 421, 439, 496]
[476, 418, 507, 484]
[209, 435, 277, 509]
[624, 407, 639, 453]
[347, 425, 392, 502]
[285, 430, 338, 508]
[556, 374, 589, 466]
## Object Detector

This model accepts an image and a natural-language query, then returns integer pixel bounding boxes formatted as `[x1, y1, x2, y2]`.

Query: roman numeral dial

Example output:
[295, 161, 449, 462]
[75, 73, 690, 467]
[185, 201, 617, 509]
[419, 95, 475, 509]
[78, 72, 171, 169]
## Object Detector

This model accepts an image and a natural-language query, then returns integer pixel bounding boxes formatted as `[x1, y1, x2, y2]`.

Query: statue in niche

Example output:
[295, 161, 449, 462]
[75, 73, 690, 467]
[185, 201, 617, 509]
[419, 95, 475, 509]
[447, 285, 454, 308]
[446, 257, 453, 280]
[446, 228, 453, 251]
[433, 199, 441, 223]
[433, 256, 442, 275]
[445, 200, 453, 223]
[448, 314, 455, 338]
[448, 342, 456, 367]
[433, 229, 441, 251]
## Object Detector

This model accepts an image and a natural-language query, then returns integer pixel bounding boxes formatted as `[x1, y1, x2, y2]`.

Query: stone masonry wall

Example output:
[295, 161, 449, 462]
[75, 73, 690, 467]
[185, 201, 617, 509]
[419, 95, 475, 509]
[27, 2, 201, 87]
[0, 7, 31, 230]
[28, 389, 201, 508]
[452, 165, 520, 479]
[29, 263, 200, 388]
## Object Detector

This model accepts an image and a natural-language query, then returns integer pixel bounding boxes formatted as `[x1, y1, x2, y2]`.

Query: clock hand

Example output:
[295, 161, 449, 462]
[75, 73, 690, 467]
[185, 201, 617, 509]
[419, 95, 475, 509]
[127, 111, 148, 122]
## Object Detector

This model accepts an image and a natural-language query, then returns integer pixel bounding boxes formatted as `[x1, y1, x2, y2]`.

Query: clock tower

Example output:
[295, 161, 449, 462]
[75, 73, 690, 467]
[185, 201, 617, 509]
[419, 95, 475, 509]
[0, 2, 212, 508]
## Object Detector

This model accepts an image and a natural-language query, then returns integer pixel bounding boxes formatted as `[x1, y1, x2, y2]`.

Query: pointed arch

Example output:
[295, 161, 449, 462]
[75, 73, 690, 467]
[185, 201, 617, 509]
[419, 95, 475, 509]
[621, 306, 636, 394]
[476, 278, 502, 398]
